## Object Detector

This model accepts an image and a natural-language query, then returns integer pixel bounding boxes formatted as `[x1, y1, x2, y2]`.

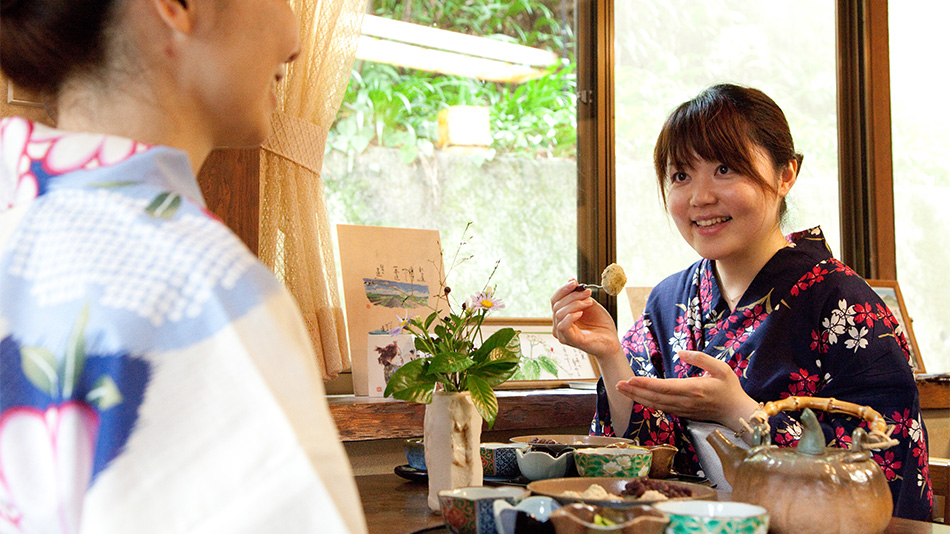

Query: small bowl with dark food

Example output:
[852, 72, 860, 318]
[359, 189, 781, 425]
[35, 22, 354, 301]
[510, 435, 637, 454]
[526, 477, 715, 509]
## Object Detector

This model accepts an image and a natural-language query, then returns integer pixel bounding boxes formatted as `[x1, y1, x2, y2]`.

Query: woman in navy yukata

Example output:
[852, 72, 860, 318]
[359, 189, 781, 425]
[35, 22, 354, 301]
[551, 84, 933, 520]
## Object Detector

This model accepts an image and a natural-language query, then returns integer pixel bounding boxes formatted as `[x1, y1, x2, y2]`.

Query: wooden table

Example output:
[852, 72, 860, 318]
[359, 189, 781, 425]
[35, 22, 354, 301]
[355, 473, 950, 534]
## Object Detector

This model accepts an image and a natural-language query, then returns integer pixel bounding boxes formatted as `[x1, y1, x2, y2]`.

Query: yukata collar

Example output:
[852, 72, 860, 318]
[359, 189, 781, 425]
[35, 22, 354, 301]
[1, 116, 203, 210]
[701, 226, 832, 313]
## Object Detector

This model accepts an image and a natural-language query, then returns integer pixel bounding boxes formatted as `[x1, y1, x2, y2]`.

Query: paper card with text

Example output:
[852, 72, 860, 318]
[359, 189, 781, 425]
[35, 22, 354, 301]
[337, 224, 443, 395]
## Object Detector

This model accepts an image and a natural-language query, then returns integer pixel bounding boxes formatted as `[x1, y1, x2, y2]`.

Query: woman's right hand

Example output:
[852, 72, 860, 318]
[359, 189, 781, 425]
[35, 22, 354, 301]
[550, 280, 622, 359]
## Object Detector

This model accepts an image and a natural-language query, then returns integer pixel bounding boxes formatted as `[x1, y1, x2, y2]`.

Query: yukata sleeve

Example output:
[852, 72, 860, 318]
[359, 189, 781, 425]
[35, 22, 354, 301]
[768, 286, 933, 521]
[591, 314, 678, 448]
[81, 286, 368, 534]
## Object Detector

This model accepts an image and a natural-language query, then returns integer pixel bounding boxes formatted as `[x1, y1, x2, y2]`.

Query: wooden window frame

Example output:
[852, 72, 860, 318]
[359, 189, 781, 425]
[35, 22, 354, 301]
[577, 0, 897, 316]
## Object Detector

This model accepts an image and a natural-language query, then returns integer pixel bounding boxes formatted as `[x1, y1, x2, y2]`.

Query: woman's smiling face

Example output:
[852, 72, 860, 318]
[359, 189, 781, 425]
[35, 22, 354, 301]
[666, 146, 793, 267]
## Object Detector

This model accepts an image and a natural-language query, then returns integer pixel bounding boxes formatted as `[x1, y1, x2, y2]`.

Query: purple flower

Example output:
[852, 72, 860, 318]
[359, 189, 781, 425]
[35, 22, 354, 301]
[470, 288, 505, 311]
[388, 312, 413, 336]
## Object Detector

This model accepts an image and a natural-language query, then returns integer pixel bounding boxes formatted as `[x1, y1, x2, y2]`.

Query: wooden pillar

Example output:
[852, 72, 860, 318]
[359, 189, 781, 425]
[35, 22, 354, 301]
[196, 148, 261, 255]
[836, 0, 896, 279]
[575, 0, 616, 317]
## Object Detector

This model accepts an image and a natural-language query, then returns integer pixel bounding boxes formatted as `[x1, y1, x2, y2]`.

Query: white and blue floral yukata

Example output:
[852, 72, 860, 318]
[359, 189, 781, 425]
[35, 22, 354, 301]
[0, 117, 365, 533]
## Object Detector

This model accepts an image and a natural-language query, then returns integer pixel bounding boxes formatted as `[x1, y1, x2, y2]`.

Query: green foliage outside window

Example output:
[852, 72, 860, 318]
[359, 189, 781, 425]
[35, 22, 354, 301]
[326, 0, 577, 165]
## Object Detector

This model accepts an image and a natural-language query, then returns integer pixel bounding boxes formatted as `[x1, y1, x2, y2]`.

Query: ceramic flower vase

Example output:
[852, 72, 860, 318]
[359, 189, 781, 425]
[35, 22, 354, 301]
[424, 391, 483, 512]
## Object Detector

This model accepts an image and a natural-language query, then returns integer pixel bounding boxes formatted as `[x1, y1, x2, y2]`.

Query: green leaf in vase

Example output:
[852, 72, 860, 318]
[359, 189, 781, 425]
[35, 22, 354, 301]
[413, 336, 432, 355]
[472, 348, 521, 387]
[470, 327, 517, 363]
[383, 358, 436, 403]
[465, 374, 499, 429]
[428, 351, 475, 374]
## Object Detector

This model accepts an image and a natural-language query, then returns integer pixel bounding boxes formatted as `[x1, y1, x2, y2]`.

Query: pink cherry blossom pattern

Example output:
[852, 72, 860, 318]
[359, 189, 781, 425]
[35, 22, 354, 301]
[0, 117, 38, 210]
[873, 450, 902, 481]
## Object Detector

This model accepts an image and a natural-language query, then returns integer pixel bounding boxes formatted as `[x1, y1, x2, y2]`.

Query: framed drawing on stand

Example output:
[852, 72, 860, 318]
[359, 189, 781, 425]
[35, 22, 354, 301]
[866, 279, 925, 373]
[482, 317, 599, 389]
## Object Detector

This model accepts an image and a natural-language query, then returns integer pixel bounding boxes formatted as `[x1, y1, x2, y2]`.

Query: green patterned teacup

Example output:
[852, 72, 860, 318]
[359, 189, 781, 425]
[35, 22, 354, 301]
[653, 500, 769, 534]
[573, 446, 652, 477]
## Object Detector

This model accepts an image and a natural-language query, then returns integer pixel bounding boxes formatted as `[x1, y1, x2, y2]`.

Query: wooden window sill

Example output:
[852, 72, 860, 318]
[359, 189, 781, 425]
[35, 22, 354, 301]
[328, 376, 946, 442]
[328, 388, 597, 442]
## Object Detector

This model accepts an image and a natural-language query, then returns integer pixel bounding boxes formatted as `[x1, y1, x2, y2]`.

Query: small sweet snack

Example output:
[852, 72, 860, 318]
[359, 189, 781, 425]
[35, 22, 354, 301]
[573, 262, 627, 296]
[600, 263, 627, 296]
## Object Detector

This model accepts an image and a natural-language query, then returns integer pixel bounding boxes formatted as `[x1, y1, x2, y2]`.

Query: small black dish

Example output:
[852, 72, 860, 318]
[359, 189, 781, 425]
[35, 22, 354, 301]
[394, 464, 428, 482]
[393, 464, 530, 487]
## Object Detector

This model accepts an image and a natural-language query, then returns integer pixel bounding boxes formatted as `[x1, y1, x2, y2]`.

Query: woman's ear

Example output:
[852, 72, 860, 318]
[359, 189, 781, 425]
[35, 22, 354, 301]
[777, 159, 797, 197]
[152, 0, 193, 34]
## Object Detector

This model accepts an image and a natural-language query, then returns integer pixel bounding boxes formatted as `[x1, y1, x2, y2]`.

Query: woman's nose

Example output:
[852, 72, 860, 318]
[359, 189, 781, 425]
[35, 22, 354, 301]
[689, 176, 716, 207]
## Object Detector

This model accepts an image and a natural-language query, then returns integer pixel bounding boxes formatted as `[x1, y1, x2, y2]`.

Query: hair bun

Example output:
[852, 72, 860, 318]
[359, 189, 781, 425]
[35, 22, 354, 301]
[1, 0, 26, 14]
[1, 0, 115, 95]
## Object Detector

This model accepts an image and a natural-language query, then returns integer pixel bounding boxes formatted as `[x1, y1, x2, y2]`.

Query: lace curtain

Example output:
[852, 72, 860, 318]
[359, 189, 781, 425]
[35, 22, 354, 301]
[261, 0, 365, 380]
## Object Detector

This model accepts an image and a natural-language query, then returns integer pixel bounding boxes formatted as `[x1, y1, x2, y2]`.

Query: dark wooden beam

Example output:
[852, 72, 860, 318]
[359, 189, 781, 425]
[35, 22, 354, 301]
[575, 0, 616, 318]
[836, 0, 896, 279]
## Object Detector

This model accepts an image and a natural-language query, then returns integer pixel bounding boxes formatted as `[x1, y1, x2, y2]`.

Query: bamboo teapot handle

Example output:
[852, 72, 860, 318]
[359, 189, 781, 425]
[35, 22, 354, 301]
[743, 396, 897, 451]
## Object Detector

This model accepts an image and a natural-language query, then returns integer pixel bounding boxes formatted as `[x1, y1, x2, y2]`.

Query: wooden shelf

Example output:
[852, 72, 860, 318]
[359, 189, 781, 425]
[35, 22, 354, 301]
[328, 388, 597, 442]
[917, 374, 950, 410]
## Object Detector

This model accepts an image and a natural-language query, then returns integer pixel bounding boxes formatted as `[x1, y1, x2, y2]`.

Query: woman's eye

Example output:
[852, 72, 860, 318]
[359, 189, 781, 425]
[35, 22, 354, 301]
[716, 165, 730, 175]
[670, 172, 688, 183]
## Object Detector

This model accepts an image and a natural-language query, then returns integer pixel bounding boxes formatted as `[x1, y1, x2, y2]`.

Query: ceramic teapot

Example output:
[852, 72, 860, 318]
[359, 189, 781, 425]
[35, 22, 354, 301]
[706, 396, 897, 534]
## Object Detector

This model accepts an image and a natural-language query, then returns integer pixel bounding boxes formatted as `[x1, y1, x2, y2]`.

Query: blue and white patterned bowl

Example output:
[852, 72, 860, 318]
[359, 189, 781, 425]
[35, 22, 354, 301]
[439, 486, 530, 534]
[653, 500, 769, 534]
[480, 442, 529, 478]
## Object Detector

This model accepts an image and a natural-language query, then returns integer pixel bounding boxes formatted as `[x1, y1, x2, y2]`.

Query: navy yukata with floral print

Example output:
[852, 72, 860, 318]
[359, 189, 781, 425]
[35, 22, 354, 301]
[592, 227, 933, 520]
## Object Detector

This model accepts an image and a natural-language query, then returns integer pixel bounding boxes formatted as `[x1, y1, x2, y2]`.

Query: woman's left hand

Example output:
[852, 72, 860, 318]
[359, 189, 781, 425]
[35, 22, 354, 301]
[615, 350, 760, 431]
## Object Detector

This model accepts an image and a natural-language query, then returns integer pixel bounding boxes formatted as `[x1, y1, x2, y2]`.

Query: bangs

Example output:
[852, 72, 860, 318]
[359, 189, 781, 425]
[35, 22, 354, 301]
[654, 95, 759, 182]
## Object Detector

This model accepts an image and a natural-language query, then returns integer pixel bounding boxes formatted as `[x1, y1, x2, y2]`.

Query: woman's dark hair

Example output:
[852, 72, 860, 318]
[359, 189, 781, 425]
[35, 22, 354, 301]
[1, 0, 117, 95]
[653, 84, 804, 214]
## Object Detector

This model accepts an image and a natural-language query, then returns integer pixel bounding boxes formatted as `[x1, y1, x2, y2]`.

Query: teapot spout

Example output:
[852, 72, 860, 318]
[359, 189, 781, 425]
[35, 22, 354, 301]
[706, 430, 743, 486]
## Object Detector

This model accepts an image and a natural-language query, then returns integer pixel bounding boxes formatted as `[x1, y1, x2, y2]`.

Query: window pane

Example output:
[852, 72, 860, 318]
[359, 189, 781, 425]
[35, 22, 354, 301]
[890, 1, 950, 374]
[323, 1, 577, 318]
[613, 0, 838, 331]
